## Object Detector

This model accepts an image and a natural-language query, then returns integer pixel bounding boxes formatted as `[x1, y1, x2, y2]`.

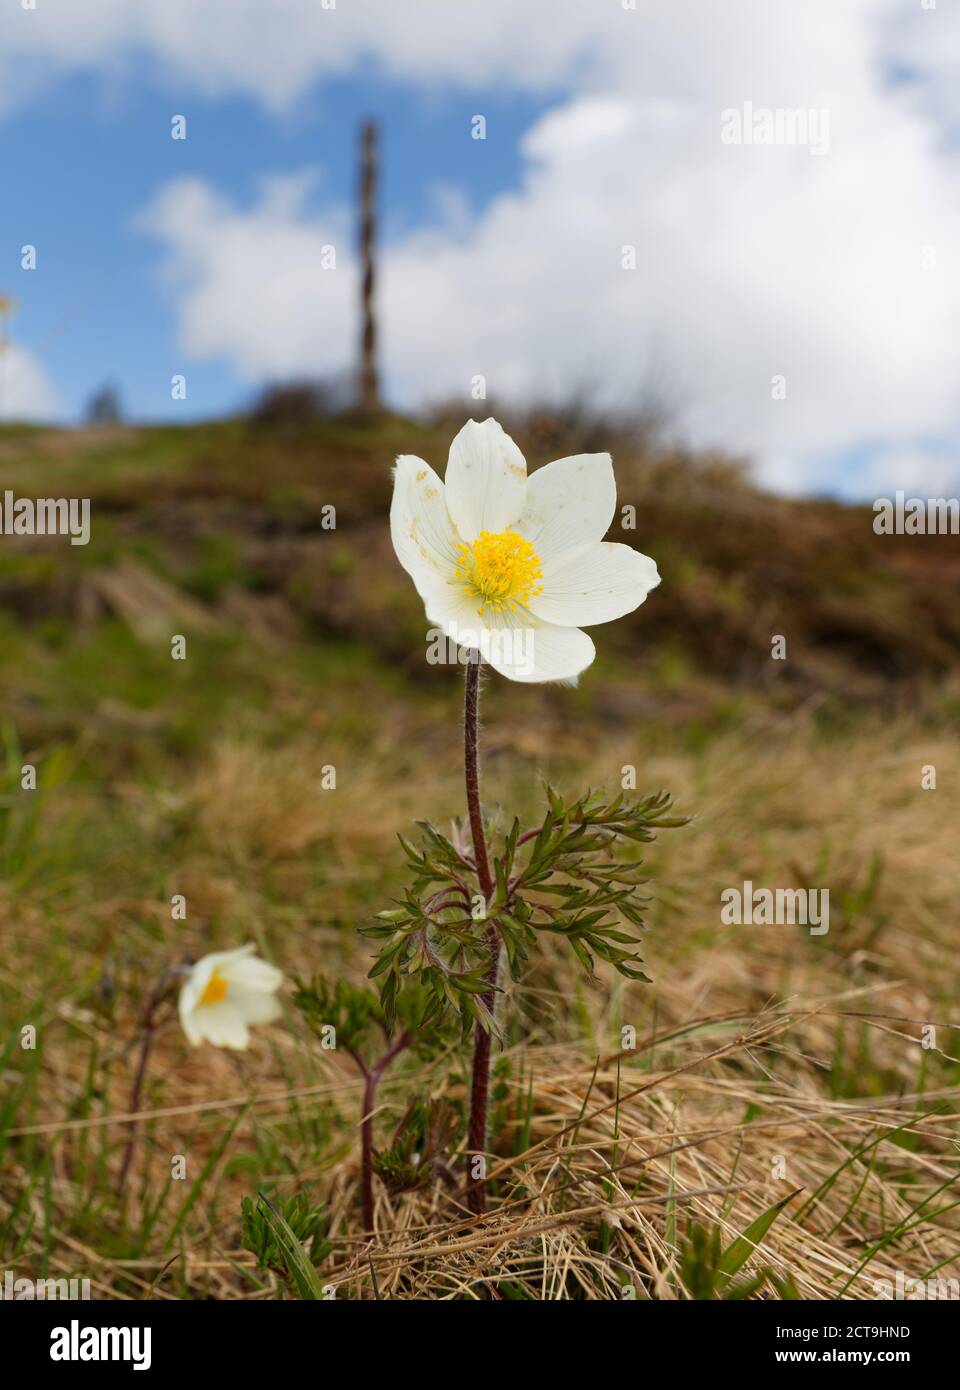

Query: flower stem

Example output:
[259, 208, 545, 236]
[464, 655, 499, 1215]
[116, 971, 174, 1202]
[349, 1029, 412, 1231]
[359, 1066, 377, 1231]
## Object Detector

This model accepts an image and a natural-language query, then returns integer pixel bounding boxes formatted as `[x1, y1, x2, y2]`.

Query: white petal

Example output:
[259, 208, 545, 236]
[180, 1005, 204, 1047]
[421, 576, 478, 631]
[222, 955, 283, 994]
[192, 1003, 250, 1050]
[443, 419, 527, 542]
[422, 581, 595, 684]
[230, 987, 283, 1025]
[515, 453, 616, 561]
[486, 621, 595, 684]
[530, 541, 660, 627]
[390, 455, 460, 597]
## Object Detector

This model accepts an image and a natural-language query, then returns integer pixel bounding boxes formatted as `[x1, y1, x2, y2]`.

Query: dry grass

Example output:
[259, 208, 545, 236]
[1, 416, 957, 1299]
[3, 695, 958, 1300]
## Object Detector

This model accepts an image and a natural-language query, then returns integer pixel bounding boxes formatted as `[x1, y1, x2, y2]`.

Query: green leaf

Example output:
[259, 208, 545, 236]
[570, 937, 595, 977]
[254, 1193, 327, 1300]
[717, 1190, 800, 1282]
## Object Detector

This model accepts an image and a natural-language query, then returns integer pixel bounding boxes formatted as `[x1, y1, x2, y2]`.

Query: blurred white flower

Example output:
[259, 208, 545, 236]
[390, 418, 659, 682]
[178, 945, 282, 1050]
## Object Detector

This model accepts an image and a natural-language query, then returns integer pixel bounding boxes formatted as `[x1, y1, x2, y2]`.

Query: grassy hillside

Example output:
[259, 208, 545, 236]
[0, 416, 957, 1299]
[2, 419, 959, 696]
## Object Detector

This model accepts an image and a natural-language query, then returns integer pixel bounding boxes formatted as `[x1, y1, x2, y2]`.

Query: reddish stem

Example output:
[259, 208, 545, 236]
[350, 1029, 412, 1231]
[116, 970, 175, 1201]
[464, 657, 499, 1216]
[359, 1067, 377, 1231]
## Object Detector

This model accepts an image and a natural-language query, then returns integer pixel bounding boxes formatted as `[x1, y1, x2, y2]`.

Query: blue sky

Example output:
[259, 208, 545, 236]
[2, 69, 552, 422]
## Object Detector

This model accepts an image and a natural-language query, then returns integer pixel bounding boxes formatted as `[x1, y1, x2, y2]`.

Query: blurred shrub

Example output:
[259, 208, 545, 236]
[248, 376, 352, 428]
[86, 383, 123, 425]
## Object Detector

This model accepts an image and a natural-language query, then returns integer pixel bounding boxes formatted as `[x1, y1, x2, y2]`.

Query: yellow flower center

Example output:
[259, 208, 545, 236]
[455, 529, 544, 613]
[199, 969, 228, 1007]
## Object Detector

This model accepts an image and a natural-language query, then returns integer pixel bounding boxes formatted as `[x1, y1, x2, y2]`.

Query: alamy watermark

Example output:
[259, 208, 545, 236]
[874, 1271, 959, 1300]
[721, 102, 830, 156]
[425, 623, 535, 678]
[3, 1269, 91, 1299]
[720, 881, 829, 935]
[50, 1320, 151, 1370]
[873, 491, 959, 535]
[0, 490, 90, 545]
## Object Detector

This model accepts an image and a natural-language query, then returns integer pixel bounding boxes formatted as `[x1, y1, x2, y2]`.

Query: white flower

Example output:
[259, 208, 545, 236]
[178, 945, 283, 1050]
[390, 418, 660, 683]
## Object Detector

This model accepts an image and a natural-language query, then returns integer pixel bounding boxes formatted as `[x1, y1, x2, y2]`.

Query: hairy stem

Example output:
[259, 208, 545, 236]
[464, 656, 499, 1215]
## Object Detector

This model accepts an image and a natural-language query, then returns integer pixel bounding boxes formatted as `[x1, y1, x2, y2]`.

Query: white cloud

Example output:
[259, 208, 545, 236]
[1, 0, 944, 113]
[143, 80, 960, 495]
[143, 174, 354, 381]
[9, 0, 960, 495]
[0, 0, 607, 111]
[0, 344, 57, 422]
